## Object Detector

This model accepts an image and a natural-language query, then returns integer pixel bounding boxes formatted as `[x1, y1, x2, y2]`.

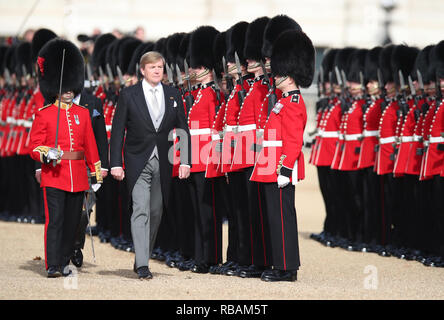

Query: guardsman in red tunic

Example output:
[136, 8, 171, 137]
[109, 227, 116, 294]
[186, 26, 222, 273]
[227, 17, 272, 279]
[357, 47, 384, 252]
[337, 49, 367, 250]
[251, 29, 314, 282]
[29, 39, 102, 278]
[219, 21, 256, 277]
[310, 49, 342, 246]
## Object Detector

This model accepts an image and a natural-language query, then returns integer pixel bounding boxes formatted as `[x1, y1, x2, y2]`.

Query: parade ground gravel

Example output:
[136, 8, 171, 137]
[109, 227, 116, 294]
[1, 157, 443, 300]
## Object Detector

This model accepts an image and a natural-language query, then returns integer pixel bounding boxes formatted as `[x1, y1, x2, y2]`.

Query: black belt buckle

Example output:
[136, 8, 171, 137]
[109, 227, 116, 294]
[354, 147, 361, 154]
[416, 148, 423, 156]
[374, 145, 380, 152]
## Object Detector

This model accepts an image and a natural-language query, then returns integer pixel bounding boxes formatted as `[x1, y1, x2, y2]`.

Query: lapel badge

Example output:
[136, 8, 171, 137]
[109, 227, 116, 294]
[272, 102, 284, 114]
[74, 114, 80, 125]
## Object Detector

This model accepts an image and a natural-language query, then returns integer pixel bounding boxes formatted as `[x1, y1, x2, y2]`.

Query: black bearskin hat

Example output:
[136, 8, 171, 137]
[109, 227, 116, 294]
[226, 21, 249, 65]
[391, 45, 419, 86]
[128, 41, 154, 76]
[15, 41, 32, 78]
[91, 33, 116, 73]
[433, 40, 444, 80]
[118, 37, 142, 75]
[347, 48, 368, 84]
[411, 45, 434, 83]
[262, 15, 302, 58]
[0, 45, 8, 75]
[332, 47, 355, 84]
[190, 26, 219, 70]
[244, 16, 270, 62]
[213, 31, 227, 77]
[271, 30, 315, 88]
[364, 46, 382, 82]
[320, 48, 338, 83]
[177, 33, 190, 72]
[31, 28, 57, 63]
[166, 33, 186, 68]
[37, 38, 84, 103]
[378, 45, 395, 84]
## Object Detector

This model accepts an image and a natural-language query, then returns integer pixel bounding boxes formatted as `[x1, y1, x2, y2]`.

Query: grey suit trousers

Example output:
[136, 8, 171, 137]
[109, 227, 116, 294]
[131, 157, 163, 268]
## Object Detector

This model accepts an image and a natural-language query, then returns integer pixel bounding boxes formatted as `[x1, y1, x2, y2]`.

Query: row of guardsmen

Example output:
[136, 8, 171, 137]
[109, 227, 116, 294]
[309, 42, 444, 268]
[0, 14, 315, 282]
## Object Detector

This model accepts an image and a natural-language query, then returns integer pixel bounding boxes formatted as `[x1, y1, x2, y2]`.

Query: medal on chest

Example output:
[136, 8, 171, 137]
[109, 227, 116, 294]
[74, 114, 80, 125]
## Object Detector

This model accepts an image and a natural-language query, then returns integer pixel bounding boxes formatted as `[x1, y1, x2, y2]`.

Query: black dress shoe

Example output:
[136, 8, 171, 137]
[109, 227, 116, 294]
[137, 266, 153, 279]
[47, 266, 62, 278]
[239, 265, 267, 278]
[177, 259, 195, 271]
[191, 264, 210, 274]
[221, 262, 239, 276]
[261, 269, 297, 282]
[71, 249, 83, 268]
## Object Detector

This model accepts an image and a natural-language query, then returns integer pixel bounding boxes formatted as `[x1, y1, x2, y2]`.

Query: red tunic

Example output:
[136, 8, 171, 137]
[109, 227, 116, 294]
[419, 100, 437, 180]
[314, 99, 341, 167]
[250, 91, 306, 183]
[357, 98, 382, 169]
[231, 76, 268, 171]
[338, 99, 364, 171]
[422, 100, 444, 177]
[393, 99, 416, 176]
[29, 101, 101, 192]
[187, 83, 217, 173]
[221, 78, 252, 173]
[375, 100, 399, 175]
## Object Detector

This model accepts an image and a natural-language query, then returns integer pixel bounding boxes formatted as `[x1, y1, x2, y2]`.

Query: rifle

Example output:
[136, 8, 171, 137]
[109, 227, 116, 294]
[212, 69, 222, 113]
[234, 52, 246, 106]
[116, 65, 126, 87]
[377, 68, 388, 112]
[176, 64, 184, 94]
[183, 59, 194, 112]
[398, 70, 409, 117]
[222, 56, 233, 93]
[165, 63, 174, 86]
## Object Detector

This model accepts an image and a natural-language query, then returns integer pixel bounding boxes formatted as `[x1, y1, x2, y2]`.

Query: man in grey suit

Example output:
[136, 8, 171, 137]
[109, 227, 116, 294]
[110, 51, 191, 279]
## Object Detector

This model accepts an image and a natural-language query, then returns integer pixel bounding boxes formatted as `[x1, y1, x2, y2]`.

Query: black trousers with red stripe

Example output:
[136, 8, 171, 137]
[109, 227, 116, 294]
[188, 172, 222, 266]
[262, 182, 300, 271]
[244, 166, 271, 267]
[43, 187, 84, 269]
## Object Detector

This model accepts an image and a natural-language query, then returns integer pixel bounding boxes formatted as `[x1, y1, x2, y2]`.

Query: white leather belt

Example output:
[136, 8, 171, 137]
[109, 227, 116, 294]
[189, 128, 211, 136]
[6, 117, 16, 125]
[16, 119, 24, 126]
[400, 136, 413, 143]
[413, 134, 423, 142]
[263, 140, 282, 147]
[429, 136, 444, 143]
[237, 124, 256, 132]
[322, 131, 340, 138]
[363, 130, 379, 137]
[212, 134, 221, 141]
[225, 125, 236, 133]
[23, 120, 33, 128]
[106, 125, 112, 132]
[344, 133, 363, 141]
[379, 136, 396, 144]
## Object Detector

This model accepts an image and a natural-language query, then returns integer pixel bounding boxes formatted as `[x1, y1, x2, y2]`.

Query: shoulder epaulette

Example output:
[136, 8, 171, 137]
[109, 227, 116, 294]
[38, 104, 52, 112]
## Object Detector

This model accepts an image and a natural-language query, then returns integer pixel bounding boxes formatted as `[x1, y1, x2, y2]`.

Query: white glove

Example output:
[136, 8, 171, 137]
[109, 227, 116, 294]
[277, 175, 290, 188]
[92, 184, 101, 192]
[45, 147, 63, 164]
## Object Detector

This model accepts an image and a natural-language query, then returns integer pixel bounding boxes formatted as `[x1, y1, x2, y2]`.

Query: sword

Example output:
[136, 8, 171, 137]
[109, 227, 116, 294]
[408, 75, 416, 97]
[260, 61, 272, 90]
[83, 190, 96, 263]
[53, 49, 66, 167]
[98, 66, 106, 85]
[398, 70, 409, 116]
[417, 69, 425, 93]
